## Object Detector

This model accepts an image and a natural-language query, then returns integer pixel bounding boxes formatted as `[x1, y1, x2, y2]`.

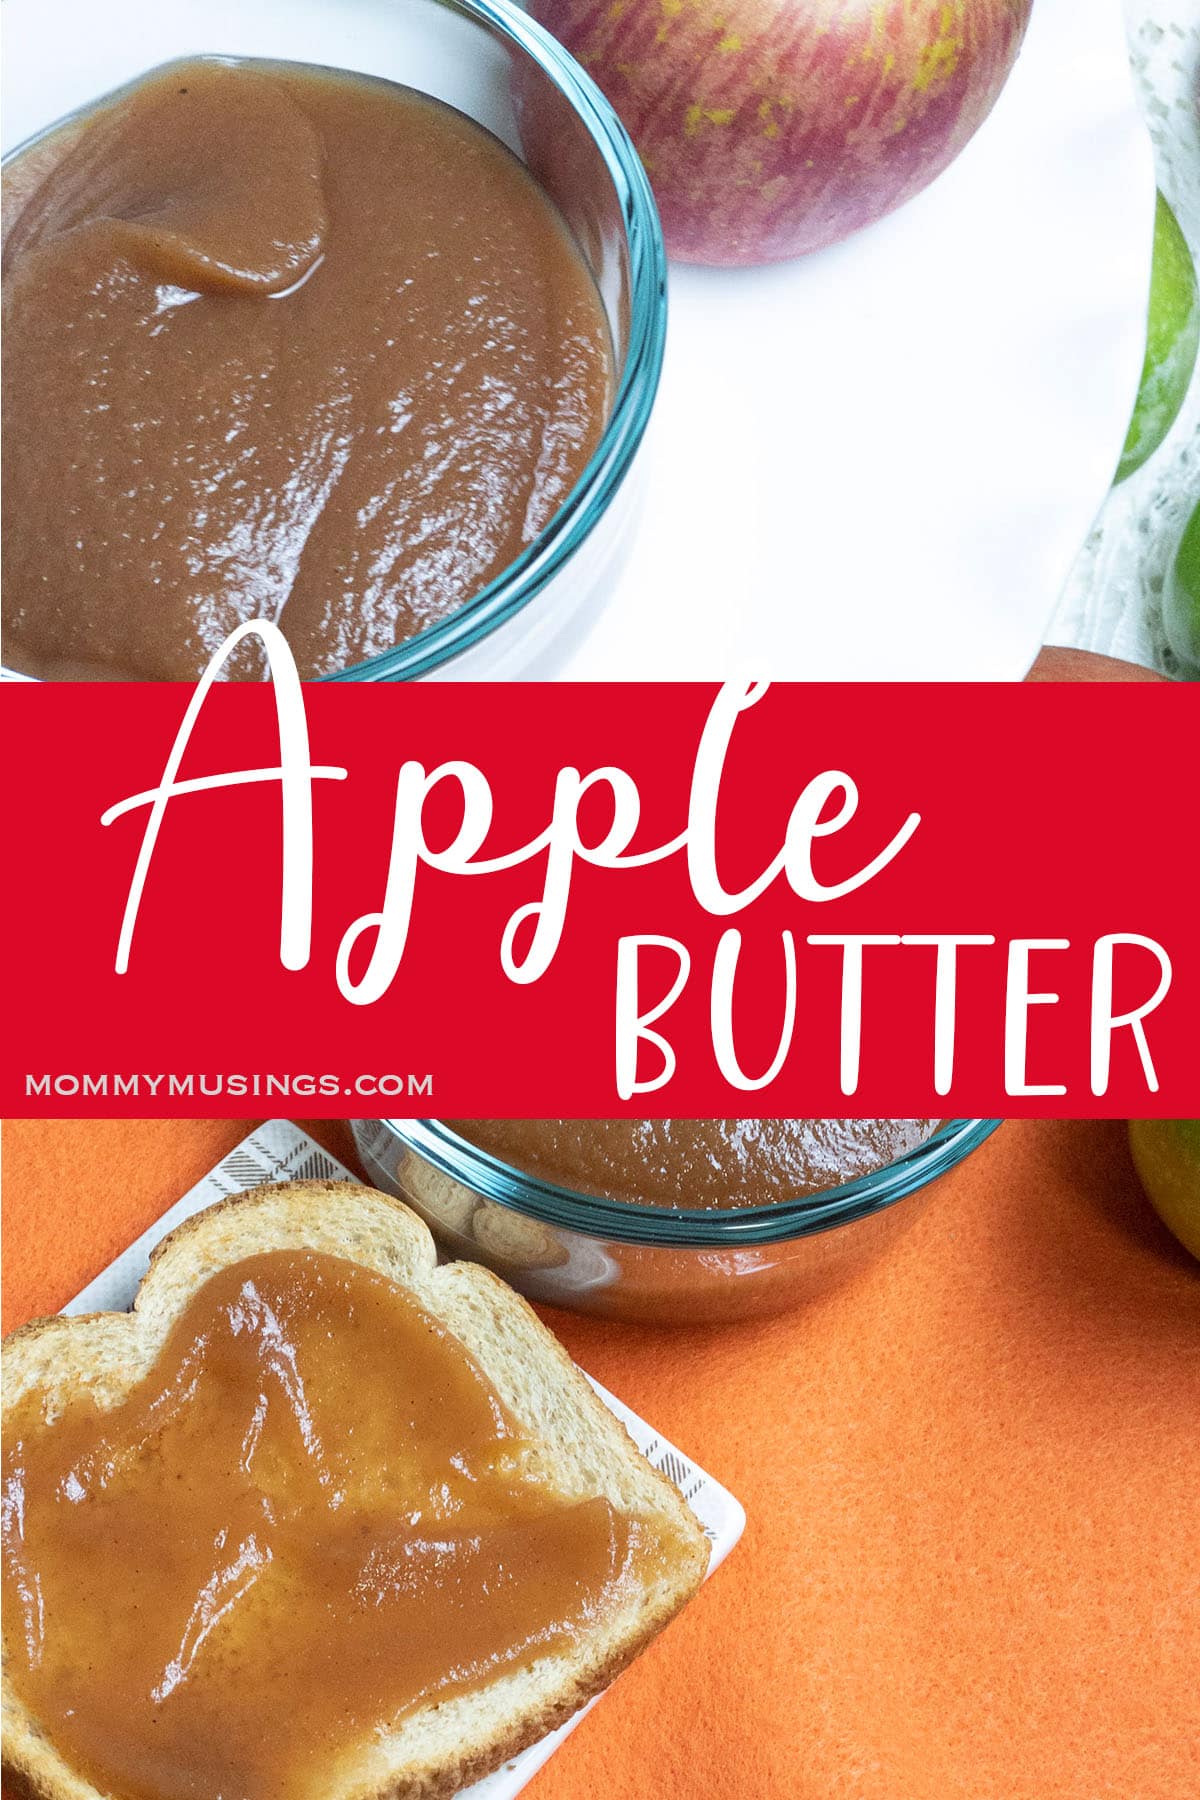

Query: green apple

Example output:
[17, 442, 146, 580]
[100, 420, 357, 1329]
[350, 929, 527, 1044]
[1162, 496, 1200, 676]
[1128, 1120, 1200, 1260]
[1116, 193, 1199, 484]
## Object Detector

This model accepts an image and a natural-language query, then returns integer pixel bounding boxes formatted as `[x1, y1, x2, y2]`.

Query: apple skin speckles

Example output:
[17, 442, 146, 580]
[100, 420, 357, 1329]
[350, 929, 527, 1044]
[528, 0, 1033, 265]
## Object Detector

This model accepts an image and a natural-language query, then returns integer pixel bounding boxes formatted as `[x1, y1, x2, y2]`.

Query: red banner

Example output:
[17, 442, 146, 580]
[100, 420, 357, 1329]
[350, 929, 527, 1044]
[1, 679, 1194, 1116]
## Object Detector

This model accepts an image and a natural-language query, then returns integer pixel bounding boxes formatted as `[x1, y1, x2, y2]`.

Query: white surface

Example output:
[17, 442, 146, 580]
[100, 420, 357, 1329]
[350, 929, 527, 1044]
[2, 0, 1154, 679]
[568, 0, 1156, 680]
[63, 1119, 746, 1800]
[1051, 0, 1200, 674]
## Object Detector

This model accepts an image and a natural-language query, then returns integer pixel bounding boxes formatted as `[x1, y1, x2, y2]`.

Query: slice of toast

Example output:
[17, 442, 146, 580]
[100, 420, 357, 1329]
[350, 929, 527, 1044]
[1, 1180, 710, 1800]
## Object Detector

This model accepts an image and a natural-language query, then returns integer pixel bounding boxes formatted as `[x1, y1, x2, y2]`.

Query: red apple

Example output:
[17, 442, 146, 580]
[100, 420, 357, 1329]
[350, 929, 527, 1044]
[531, 0, 1034, 264]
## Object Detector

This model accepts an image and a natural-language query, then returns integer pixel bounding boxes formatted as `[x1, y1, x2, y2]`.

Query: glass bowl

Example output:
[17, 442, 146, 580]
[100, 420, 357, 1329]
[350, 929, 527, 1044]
[0, 0, 666, 683]
[350, 1119, 1003, 1324]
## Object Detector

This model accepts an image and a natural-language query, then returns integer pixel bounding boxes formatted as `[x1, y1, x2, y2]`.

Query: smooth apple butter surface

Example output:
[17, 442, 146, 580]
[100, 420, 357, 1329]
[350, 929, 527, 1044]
[1, 1250, 664, 1800]
[451, 1118, 940, 1209]
[1, 60, 612, 680]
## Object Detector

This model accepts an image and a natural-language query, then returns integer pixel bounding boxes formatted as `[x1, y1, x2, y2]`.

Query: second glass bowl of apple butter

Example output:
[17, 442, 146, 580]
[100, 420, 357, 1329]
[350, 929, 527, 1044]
[350, 1118, 1003, 1323]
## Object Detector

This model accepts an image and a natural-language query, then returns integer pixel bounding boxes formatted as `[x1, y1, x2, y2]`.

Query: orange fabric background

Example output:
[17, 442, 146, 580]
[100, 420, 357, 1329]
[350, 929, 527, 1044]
[3, 1117, 1198, 1800]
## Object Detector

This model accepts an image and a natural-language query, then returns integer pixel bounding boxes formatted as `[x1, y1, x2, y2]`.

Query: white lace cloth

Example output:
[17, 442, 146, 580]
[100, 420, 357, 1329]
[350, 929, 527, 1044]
[1049, 0, 1200, 671]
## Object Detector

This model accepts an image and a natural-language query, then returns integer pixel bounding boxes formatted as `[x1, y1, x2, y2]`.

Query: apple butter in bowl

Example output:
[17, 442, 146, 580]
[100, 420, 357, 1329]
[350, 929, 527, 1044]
[352, 1118, 1002, 1323]
[2, 56, 623, 680]
[448, 1118, 941, 1209]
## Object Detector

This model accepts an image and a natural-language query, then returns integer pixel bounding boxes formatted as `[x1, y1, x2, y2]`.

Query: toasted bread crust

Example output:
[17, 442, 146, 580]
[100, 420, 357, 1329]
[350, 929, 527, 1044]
[1, 1181, 708, 1800]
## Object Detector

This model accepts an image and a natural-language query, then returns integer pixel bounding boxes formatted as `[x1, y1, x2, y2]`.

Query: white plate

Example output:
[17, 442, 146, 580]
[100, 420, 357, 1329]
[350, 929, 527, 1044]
[62, 1119, 746, 1800]
[2, 0, 1153, 678]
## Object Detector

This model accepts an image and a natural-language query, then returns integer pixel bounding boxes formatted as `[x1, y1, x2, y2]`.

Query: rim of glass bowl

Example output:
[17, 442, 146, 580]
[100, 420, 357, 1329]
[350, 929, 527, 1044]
[377, 1119, 1003, 1247]
[0, 1, 666, 685]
